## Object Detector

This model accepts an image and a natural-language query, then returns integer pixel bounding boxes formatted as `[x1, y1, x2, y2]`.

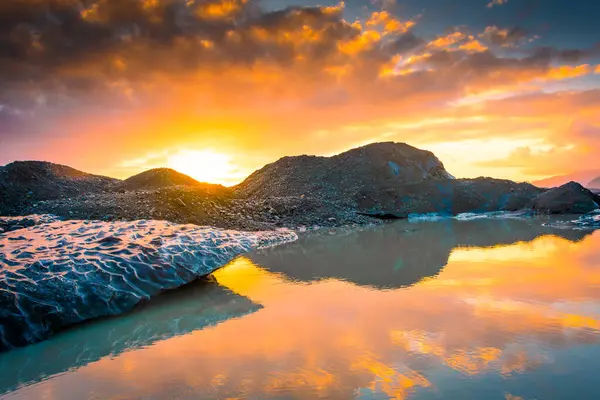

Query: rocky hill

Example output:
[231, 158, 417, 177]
[0, 161, 119, 215]
[119, 168, 210, 191]
[235, 142, 542, 218]
[236, 142, 454, 199]
[3, 143, 597, 231]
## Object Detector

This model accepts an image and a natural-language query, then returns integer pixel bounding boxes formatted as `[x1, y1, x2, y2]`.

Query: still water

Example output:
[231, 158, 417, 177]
[2, 218, 600, 399]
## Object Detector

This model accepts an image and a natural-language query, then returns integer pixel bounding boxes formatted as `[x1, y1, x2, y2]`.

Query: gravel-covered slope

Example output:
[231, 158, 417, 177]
[0, 161, 120, 215]
[235, 142, 454, 200]
[235, 142, 543, 218]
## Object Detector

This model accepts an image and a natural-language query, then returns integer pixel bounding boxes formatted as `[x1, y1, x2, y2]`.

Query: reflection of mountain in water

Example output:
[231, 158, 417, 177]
[0, 277, 260, 395]
[249, 218, 592, 289]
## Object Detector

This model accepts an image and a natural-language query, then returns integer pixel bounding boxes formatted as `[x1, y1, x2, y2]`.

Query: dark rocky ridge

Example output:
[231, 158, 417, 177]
[0, 161, 119, 215]
[235, 142, 543, 218]
[1, 142, 598, 230]
[236, 142, 454, 199]
[527, 182, 600, 214]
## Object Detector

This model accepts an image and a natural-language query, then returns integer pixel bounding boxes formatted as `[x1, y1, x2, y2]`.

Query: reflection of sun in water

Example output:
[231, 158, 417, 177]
[167, 149, 237, 185]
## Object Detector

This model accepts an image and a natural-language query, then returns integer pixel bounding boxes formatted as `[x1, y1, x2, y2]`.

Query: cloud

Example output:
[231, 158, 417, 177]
[528, 44, 600, 64]
[0, 0, 590, 114]
[1, 0, 599, 182]
[458, 39, 488, 53]
[486, 0, 508, 8]
[467, 92, 600, 177]
[480, 26, 527, 47]
[544, 64, 593, 81]
[365, 11, 415, 35]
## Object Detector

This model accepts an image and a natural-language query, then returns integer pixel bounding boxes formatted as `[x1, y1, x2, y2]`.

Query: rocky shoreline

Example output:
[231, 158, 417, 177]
[1, 142, 599, 231]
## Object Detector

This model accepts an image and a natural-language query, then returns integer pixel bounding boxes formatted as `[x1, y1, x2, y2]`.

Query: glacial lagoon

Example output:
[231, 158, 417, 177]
[2, 216, 600, 399]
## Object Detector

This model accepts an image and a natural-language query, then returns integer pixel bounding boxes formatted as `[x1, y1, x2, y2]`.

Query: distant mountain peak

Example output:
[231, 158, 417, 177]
[588, 176, 600, 189]
[0, 161, 119, 215]
[532, 169, 600, 189]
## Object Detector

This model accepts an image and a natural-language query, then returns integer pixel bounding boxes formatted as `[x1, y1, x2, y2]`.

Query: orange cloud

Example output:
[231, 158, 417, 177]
[487, 0, 508, 7]
[2, 0, 600, 183]
[194, 0, 248, 20]
[545, 64, 593, 80]
[428, 31, 466, 49]
[366, 11, 415, 34]
[480, 26, 527, 47]
[459, 39, 488, 53]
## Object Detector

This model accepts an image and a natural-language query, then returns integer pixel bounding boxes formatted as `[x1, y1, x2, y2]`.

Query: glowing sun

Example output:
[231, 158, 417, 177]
[167, 150, 238, 186]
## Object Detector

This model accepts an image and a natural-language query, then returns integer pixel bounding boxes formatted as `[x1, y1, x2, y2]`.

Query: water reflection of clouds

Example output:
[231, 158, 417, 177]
[3, 222, 600, 399]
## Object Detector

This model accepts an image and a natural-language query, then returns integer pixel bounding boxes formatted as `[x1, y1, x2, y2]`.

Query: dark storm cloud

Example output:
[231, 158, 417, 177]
[387, 31, 425, 54]
[527, 44, 600, 64]
[0, 0, 596, 116]
[480, 26, 527, 47]
[0, 1, 355, 83]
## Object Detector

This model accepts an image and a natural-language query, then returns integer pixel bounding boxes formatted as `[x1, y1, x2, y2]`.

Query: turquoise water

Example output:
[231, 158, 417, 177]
[2, 217, 600, 399]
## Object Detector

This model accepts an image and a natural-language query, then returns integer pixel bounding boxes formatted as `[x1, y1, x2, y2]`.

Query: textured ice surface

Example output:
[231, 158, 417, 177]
[543, 210, 600, 230]
[0, 217, 297, 352]
[453, 211, 531, 221]
[408, 211, 531, 222]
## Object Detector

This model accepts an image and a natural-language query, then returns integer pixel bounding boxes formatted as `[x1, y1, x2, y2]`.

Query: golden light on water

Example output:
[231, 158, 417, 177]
[5, 228, 600, 399]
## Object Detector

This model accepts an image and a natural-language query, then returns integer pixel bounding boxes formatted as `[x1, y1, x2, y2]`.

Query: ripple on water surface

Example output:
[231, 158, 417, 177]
[1, 217, 600, 400]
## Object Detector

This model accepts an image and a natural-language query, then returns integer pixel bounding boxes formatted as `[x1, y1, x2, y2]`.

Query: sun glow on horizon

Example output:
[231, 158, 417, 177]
[167, 149, 242, 186]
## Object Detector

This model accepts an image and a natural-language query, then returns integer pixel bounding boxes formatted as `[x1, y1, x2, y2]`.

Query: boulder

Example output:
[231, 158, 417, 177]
[526, 182, 600, 214]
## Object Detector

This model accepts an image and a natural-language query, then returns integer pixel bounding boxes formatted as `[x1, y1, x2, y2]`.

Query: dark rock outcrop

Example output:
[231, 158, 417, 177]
[527, 182, 600, 214]
[236, 142, 454, 200]
[0, 161, 119, 215]
[119, 168, 216, 191]
[353, 177, 542, 217]
[235, 142, 543, 218]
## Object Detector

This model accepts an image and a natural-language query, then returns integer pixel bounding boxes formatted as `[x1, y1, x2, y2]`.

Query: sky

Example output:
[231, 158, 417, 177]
[0, 0, 599, 185]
